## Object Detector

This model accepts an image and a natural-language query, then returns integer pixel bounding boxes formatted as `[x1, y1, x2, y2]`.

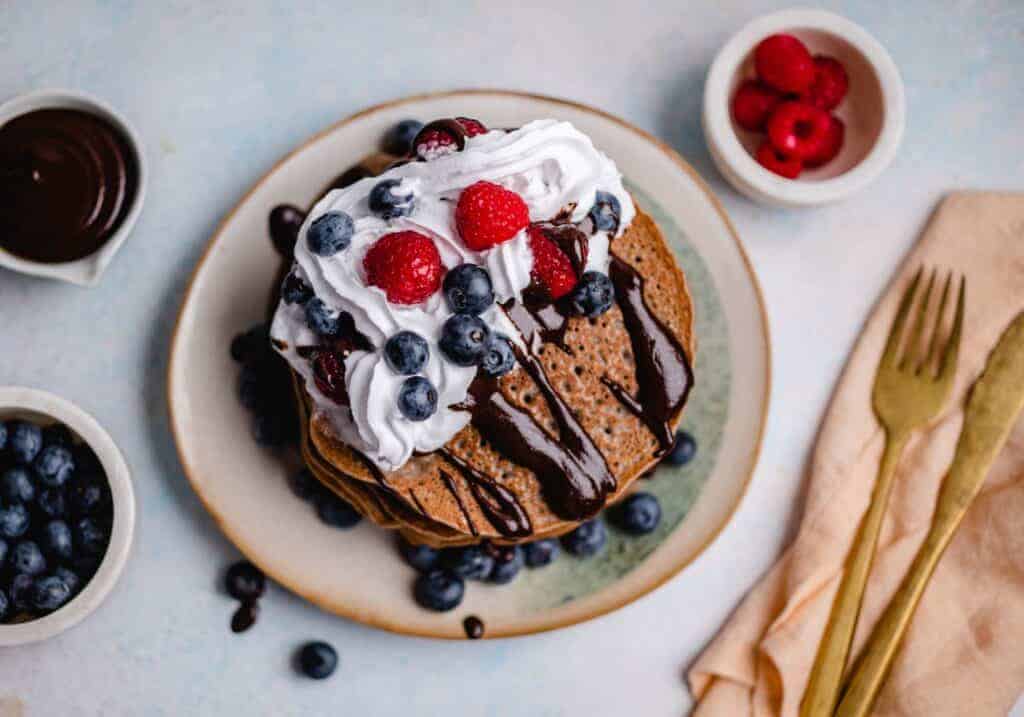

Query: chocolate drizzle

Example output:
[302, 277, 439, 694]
[438, 451, 530, 538]
[604, 254, 693, 452]
[501, 286, 572, 352]
[438, 470, 479, 537]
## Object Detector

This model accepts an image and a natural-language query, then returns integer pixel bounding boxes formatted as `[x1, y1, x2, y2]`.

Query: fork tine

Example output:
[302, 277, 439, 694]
[920, 271, 953, 375]
[899, 268, 936, 370]
[937, 276, 966, 380]
[881, 267, 923, 368]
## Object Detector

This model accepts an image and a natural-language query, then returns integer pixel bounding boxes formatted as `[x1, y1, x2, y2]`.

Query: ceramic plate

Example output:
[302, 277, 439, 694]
[168, 90, 769, 638]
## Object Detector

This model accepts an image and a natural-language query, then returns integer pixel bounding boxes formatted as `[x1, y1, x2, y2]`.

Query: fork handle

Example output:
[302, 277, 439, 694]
[799, 431, 909, 717]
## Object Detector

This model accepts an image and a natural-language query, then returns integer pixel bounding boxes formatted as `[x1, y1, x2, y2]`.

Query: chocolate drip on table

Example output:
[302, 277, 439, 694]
[602, 255, 693, 452]
[438, 452, 530, 538]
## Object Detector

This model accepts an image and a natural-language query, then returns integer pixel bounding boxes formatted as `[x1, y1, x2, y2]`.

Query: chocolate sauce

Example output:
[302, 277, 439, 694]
[439, 470, 479, 537]
[0, 108, 138, 263]
[604, 255, 693, 452]
[438, 452, 531, 538]
[231, 601, 259, 633]
[501, 287, 572, 352]
[269, 204, 305, 257]
[463, 615, 485, 639]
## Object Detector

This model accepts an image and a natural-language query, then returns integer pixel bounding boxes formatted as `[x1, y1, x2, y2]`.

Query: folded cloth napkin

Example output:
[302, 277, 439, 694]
[689, 193, 1024, 717]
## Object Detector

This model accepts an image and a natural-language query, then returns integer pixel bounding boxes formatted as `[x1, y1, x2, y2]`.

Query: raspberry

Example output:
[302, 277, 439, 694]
[731, 80, 783, 131]
[801, 55, 849, 111]
[805, 115, 845, 168]
[527, 225, 577, 300]
[414, 128, 458, 160]
[754, 34, 815, 93]
[455, 117, 488, 137]
[455, 181, 530, 251]
[363, 231, 444, 304]
[756, 139, 802, 179]
[766, 101, 832, 160]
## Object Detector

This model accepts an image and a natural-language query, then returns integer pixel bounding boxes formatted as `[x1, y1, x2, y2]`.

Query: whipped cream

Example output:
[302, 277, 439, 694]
[271, 119, 634, 471]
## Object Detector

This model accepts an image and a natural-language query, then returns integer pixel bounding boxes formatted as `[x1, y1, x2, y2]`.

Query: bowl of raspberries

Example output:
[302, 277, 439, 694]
[703, 8, 905, 207]
[0, 387, 135, 645]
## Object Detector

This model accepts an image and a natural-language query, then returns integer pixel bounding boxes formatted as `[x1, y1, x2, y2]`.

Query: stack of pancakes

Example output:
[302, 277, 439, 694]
[282, 154, 696, 548]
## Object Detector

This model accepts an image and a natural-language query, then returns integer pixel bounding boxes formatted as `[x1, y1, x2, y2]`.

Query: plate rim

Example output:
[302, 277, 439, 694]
[167, 88, 771, 639]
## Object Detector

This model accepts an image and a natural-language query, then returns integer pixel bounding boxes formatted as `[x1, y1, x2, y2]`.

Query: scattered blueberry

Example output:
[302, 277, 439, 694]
[41, 520, 73, 561]
[609, 492, 661, 535]
[570, 271, 615, 318]
[225, 560, 266, 602]
[439, 314, 490, 366]
[35, 488, 67, 519]
[440, 545, 493, 580]
[12, 541, 46, 576]
[68, 479, 109, 516]
[369, 179, 415, 219]
[7, 421, 42, 465]
[665, 430, 697, 466]
[398, 537, 439, 573]
[396, 376, 438, 422]
[10, 573, 34, 611]
[562, 519, 607, 558]
[413, 569, 465, 612]
[252, 412, 289, 447]
[314, 491, 362, 529]
[54, 566, 80, 594]
[382, 119, 424, 156]
[487, 545, 524, 585]
[74, 517, 108, 557]
[480, 333, 516, 377]
[287, 468, 317, 501]
[443, 264, 494, 315]
[297, 641, 338, 679]
[588, 190, 622, 234]
[0, 589, 8, 621]
[33, 444, 75, 487]
[0, 502, 29, 538]
[306, 211, 354, 257]
[42, 424, 73, 447]
[1, 467, 35, 503]
[281, 270, 314, 305]
[31, 575, 71, 612]
[0, 538, 7, 566]
[384, 331, 429, 375]
[305, 298, 342, 337]
[523, 539, 560, 568]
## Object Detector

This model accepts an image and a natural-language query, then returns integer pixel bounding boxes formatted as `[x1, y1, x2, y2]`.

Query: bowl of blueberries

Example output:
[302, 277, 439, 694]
[0, 386, 134, 646]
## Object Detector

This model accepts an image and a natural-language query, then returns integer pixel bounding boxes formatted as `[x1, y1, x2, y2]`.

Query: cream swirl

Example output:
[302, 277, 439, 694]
[271, 119, 634, 471]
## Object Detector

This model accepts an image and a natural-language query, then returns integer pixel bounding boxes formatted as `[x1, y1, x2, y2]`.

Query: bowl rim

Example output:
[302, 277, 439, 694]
[703, 7, 905, 207]
[0, 386, 136, 646]
[0, 88, 148, 286]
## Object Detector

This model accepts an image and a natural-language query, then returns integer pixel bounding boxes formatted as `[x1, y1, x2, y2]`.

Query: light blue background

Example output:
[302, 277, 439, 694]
[1, 1, 1022, 715]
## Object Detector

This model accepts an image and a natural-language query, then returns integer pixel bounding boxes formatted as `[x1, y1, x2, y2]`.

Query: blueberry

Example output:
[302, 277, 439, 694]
[41, 520, 73, 560]
[413, 569, 465, 612]
[74, 517, 108, 557]
[8, 421, 42, 465]
[369, 179, 416, 219]
[72, 442, 103, 478]
[570, 271, 615, 318]
[1, 467, 35, 503]
[297, 641, 338, 680]
[487, 545, 524, 584]
[68, 479, 109, 516]
[398, 537, 439, 573]
[610, 492, 661, 535]
[0, 538, 7, 567]
[382, 119, 424, 156]
[33, 444, 75, 487]
[562, 518, 607, 557]
[440, 545, 493, 580]
[281, 270, 314, 305]
[480, 333, 516, 377]
[523, 538, 560, 568]
[384, 331, 429, 375]
[0, 588, 8, 621]
[252, 412, 289, 447]
[43, 424, 74, 448]
[306, 211, 354, 257]
[225, 560, 266, 602]
[35, 488, 67, 519]
[439, 314, 490, 366]
[442, 264, 494, 315]
[70, 553, 101, 580]
[287, 468, 317, 501]
[10, 573, 34, 611]
[54, 566, 80, 594]
[0, 502, 29, 538]
[12, 540, 46, 575]
[396, 376, 437, 422]
[0, 421, 6, 452]
[588, 190, 622, 234]
[305, 298, 342, 337]
[314, 491, 362, 529]
[665, 430, 697, 466]
[31, 575, 72, 613]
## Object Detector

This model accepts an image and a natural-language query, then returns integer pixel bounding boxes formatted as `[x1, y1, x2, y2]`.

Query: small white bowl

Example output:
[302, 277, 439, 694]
[703, 8, 905, 207]
[0, 89, 147, 286]
[0, 387, 135, 646]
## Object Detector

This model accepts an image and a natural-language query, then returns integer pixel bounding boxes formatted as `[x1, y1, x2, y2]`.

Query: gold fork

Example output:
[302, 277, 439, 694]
[799, 267, 965, 717]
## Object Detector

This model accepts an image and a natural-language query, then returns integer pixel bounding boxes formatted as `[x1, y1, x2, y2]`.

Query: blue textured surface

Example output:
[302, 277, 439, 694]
[1, 1, 1023, 715]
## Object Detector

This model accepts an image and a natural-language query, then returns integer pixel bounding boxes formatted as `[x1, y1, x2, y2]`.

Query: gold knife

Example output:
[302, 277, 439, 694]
[835, 311, 1024, 717]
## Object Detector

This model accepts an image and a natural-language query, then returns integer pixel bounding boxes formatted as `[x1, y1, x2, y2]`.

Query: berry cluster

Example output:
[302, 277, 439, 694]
[732, 34, 849, 178]
[0, 419, 113, 623]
